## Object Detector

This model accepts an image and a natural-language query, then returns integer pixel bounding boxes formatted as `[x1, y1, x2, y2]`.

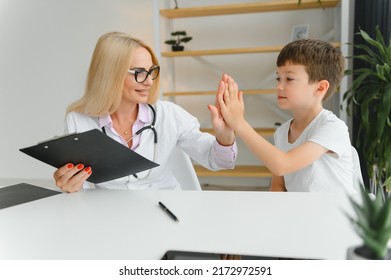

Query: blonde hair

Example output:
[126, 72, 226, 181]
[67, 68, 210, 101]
[67, 32, 160, 116]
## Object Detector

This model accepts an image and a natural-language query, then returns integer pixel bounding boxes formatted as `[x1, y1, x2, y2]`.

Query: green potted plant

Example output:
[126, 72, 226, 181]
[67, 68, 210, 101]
[342, 25, 391, 195]
[164, 31, 192, 52]
[346, 184, 391, 259]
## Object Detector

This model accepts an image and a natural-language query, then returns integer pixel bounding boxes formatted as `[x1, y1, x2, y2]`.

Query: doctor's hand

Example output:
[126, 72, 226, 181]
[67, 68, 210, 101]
[208, 74, 235, 146]
[216, 74, 245, 132]
[53, 163, 92, 193]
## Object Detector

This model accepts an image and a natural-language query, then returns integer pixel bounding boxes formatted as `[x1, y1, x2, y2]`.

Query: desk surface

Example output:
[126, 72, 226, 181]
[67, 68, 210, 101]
[0, 186, 360, 260]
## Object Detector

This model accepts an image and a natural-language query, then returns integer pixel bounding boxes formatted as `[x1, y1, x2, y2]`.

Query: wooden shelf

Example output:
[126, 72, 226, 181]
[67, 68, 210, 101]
[160, 0, 340, 19]
[162, 45, 283, 57]
[201, 184, 269, 192]
[201, 127, 276, 136]
[194, 165, 272, 177]
[164, 88, 276, 97]
[162, 42, 340, 57]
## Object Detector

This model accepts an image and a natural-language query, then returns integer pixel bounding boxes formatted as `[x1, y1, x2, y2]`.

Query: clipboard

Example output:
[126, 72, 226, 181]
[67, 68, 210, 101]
[19, 129, 159, 183]
[161, 250, 313, 260]
[161, 250, 279, 260]
[0, 183, 61, 210]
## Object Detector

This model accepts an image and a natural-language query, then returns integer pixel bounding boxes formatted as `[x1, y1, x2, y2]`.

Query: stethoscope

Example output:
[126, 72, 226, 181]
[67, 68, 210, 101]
[101, 103, 157, 180]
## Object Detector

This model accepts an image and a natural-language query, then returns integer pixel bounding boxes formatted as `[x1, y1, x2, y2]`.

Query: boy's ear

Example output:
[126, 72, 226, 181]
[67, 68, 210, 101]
[315, 80, 329, 96]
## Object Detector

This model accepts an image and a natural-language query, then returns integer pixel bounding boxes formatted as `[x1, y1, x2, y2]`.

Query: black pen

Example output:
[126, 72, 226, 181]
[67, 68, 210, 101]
[158, 201, 179, 222]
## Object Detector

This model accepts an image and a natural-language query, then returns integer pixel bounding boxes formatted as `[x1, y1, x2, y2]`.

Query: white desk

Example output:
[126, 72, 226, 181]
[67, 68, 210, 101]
[0, 188, 360, 260]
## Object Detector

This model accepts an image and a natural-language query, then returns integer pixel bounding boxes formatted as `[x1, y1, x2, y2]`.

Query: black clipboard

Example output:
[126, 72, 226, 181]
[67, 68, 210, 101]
[19, 129, 159, 183]
[161, 250, 312, 260]
[0, 183, 61, 210]
[161, 250, 280, 260]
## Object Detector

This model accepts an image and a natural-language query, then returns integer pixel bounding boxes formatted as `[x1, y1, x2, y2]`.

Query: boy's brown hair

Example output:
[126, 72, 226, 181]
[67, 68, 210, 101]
[276, 39, 345, 100]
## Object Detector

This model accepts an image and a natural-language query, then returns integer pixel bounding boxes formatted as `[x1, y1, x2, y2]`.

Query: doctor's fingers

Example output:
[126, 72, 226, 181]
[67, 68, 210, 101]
[217, 80, 226, 97]
[216, 91, 229, 115]
[54, 163, 83, 184]
[61, 180, 84, 193]
[54, 164, 90, 188]
[59, 169, 91, 193]
[54, 163, 74, 178]
[223, 82, 231, 104]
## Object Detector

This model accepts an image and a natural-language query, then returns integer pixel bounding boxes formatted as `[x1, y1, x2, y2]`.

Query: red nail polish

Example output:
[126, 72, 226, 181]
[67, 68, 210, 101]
[77, 164, 84, 170]
[67, 163, 74, 169]
[84, 167, 91, 172]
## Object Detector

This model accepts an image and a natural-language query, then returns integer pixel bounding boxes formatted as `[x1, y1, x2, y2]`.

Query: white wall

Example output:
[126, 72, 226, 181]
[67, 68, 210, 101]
[0, 0, 154, 180]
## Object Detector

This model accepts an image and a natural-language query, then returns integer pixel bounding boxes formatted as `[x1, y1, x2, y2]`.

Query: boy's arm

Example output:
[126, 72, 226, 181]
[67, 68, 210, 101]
[269, 175, 287, 192]
[217, 76, 328, 176]
[234, 122, 327, 176]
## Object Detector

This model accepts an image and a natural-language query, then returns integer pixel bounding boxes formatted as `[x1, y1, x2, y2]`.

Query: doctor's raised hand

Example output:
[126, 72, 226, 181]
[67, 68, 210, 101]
[215, 74, 245, 132]
[53, 32, 237, 193]
[208, 75, 235, 147]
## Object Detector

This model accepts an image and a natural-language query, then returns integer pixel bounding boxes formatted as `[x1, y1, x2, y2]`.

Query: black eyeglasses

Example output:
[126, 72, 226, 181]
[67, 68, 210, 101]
[127, 66, 160, 83]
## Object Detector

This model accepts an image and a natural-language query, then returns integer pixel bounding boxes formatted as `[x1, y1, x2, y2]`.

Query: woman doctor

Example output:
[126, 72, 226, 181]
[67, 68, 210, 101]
[53, 32, 237, 193]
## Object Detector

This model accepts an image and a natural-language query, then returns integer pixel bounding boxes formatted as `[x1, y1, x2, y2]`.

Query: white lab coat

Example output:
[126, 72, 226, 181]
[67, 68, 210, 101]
[65, 100, 236, 190]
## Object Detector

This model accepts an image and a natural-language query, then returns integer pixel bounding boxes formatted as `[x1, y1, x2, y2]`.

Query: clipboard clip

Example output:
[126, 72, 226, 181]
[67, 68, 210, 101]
[38, 132, 78, 145]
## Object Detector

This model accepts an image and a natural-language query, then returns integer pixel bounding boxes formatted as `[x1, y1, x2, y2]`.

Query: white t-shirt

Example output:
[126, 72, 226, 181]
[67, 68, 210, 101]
[274, 109, 355, 194]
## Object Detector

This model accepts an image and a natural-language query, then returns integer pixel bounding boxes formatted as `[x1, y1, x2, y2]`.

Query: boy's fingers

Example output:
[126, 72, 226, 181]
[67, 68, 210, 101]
[227, 80, 238, 100]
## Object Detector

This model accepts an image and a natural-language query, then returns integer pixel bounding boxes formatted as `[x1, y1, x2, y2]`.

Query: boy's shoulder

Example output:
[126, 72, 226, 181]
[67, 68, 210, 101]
[275, 109, 348, 137]
[315, 109, 347, 127]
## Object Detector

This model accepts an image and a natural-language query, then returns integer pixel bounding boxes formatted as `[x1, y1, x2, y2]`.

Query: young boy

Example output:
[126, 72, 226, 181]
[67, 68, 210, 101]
[217, 39, 355, 193]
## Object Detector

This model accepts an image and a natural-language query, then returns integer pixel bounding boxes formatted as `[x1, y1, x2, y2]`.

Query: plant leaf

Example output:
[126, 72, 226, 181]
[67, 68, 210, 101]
[342, 24, 390, 201]
[360, 27, 387, 62]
